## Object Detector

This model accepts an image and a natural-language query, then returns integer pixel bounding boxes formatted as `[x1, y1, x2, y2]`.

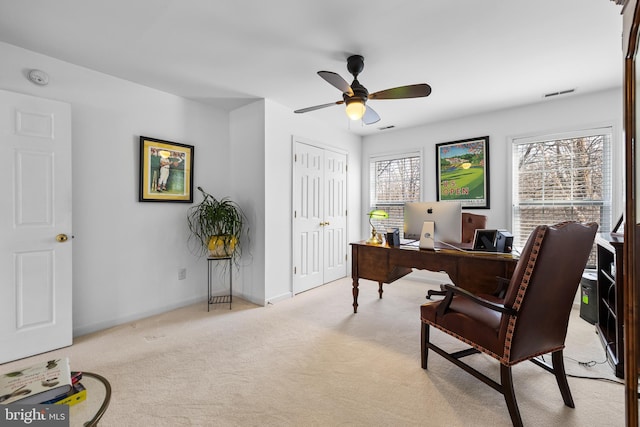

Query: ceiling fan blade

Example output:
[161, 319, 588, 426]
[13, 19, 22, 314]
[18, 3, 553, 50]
[294, 100, 344, 114]
[363, 105, 381, 125]
[369, 83, 432, 100]
[318, 71, 354, 96]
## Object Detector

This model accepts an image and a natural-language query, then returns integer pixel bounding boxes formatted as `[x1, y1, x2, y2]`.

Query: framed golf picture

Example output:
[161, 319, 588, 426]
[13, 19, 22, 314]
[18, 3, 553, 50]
[436, 136, 490, 209]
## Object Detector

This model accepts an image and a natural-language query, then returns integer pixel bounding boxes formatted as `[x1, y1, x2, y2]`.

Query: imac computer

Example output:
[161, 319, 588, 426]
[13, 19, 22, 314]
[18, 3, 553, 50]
[403, 201, 462, 244]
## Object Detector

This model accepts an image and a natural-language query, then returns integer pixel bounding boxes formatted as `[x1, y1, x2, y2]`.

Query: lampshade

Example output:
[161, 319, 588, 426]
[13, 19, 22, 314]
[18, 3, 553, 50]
[368, 209, 389, 220]
[345, 100, 366, 120]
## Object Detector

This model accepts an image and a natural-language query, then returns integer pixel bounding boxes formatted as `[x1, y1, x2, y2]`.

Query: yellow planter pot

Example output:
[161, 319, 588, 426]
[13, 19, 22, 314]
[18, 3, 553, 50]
[208, 236, 237, 258]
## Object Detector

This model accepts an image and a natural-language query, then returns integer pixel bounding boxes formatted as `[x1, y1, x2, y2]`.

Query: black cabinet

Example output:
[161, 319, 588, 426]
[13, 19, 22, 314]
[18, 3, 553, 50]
[595, 233, 624, 378]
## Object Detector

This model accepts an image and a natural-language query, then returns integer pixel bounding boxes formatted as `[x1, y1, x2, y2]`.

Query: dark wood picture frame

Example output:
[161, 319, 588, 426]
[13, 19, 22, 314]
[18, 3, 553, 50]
[436, 136, 490, 209]
[139, 136, 194, 203]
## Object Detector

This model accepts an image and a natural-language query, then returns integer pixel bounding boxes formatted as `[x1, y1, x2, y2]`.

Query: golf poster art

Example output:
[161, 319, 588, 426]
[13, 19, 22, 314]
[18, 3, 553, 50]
[436, 136, 490, 208]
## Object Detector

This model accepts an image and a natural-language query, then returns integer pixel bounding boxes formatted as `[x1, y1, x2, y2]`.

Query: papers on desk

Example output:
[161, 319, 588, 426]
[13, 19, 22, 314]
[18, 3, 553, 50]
[399, 239, 419, 247]
[400, 239, 517, 256]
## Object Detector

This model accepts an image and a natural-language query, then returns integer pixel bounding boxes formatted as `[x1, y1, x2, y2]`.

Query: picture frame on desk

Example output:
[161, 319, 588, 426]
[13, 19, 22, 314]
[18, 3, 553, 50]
[472, 229, 498, 251]
[435, 136, 490, 209]
[611, 214, 624, 237]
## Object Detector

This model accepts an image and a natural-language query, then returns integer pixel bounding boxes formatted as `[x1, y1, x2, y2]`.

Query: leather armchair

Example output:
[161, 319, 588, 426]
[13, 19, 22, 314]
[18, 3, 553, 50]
[420, 221, 598, 427]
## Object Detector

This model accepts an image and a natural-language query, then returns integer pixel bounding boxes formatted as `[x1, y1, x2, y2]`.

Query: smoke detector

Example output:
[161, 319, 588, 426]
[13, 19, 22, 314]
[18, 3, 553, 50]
[28, 69, 49, 86]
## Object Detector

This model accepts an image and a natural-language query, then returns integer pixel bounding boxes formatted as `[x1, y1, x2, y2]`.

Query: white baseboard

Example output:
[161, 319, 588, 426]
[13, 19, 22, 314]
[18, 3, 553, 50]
[266, 291, 293, 305]
[73, 295, 205, 338]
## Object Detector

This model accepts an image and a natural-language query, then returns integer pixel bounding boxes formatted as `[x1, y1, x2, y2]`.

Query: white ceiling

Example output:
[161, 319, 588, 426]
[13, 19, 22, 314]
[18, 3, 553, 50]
[0, 0, 624, 136]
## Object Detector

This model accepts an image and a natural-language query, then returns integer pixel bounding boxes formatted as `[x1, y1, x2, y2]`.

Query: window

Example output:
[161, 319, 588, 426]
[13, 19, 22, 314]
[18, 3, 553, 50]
[369, 152, 421, 237]
[512, 128, 612, 265]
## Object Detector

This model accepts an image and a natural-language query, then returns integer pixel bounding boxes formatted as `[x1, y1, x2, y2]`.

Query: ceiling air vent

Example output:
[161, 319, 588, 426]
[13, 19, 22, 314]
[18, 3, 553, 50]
[378, 125, 395, 131]
[544, 88, 575, 98]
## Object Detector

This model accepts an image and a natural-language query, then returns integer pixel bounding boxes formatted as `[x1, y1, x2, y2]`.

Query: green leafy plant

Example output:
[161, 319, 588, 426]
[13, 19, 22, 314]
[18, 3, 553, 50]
[187, 187, 247, 262]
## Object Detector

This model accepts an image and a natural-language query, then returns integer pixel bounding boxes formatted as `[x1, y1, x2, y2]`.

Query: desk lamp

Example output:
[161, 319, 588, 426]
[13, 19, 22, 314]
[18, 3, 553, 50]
[367, 209, 388, 245]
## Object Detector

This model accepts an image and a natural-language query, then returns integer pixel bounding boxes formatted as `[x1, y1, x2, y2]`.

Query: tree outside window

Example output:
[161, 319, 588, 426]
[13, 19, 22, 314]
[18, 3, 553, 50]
[512, 129, 612, 266]
[369, 153, 421, 238]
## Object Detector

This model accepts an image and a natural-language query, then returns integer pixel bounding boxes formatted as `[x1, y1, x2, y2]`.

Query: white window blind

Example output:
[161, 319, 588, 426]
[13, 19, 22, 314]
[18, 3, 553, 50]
[512, 128, 612, 265]
[369, 152, 421, 237]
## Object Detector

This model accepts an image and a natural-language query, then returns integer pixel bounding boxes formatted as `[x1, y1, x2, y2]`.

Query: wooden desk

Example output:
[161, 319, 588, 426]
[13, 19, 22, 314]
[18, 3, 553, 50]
[350, 242, 519, 313]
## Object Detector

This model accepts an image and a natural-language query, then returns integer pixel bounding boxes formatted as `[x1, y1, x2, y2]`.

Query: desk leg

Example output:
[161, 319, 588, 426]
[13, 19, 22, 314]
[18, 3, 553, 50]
[352, 277, 359, 313]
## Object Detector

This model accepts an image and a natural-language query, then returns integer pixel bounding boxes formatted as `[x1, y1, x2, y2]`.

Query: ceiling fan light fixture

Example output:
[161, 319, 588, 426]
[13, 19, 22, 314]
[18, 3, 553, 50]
[345, 99, 366, 120]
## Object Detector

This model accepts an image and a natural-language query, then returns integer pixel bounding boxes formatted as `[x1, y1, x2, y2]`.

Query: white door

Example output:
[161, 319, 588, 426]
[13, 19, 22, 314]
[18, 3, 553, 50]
[293, 140, 347, 293]
[322, 150, 347, 283]
[293, 143, 324, 293]
[0, 90, 73, 364]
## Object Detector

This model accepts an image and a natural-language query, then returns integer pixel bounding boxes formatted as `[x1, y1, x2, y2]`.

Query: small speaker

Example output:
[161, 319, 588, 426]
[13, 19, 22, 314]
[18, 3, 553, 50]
[386, 228, 400, 247]
[496, 230, 513, 253]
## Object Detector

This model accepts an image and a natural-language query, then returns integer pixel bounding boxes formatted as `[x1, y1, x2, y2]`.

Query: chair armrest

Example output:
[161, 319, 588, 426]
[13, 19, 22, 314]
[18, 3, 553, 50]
[494, 276, 510, 299]
[437, 284, 517, 317]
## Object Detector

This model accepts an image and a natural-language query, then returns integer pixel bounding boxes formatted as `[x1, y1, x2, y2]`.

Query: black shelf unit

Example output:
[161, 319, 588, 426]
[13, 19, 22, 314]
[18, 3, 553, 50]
[595, 233, 624, 378]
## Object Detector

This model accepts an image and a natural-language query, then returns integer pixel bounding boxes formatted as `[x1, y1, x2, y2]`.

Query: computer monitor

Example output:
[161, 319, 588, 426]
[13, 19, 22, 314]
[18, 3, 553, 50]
[403, 201, 462, 244]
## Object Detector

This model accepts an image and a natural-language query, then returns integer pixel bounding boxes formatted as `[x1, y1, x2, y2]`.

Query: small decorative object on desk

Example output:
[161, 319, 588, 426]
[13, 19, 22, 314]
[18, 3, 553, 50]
[366, 209, 388, 245]
[0, 358, 73, 404]
[611, 214, 624, 237]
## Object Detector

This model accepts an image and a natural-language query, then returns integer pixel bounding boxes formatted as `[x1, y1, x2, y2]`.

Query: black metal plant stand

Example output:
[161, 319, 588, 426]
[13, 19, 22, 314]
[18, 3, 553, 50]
[207, 256, 232, 310]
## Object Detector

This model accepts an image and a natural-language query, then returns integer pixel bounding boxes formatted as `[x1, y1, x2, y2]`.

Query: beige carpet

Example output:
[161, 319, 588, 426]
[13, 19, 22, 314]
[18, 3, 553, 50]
[0, 277, 626, 426]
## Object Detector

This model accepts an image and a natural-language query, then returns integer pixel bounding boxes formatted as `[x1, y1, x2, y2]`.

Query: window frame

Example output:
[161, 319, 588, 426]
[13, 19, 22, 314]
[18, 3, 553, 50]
[367, 149, 423, 238]
[509, 125, 614, 252]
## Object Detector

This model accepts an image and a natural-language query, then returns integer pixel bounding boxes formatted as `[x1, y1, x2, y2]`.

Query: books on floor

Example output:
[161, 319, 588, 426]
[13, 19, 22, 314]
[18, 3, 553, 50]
[42, 381, 87, 406]
[0, 358, 74, 404]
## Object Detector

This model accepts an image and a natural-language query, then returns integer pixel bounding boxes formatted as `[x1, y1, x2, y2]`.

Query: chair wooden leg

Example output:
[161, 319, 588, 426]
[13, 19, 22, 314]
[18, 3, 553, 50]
[378, 281, 383, 298]
[552, 350, 575, 408]
[421, 322, 429, 369]
[500, 364, 523, 427]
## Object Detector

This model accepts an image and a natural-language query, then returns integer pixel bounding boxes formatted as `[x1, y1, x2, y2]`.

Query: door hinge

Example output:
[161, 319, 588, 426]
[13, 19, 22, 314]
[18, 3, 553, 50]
[294, 154, 297, 162]
[294, 266, 297, 274]
[294, 210, 297, 218]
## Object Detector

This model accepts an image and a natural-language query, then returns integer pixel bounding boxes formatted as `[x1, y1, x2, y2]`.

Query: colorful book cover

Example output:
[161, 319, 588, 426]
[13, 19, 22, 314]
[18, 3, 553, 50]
[43, 382, 87, 406]
[0, 358, 72, 404]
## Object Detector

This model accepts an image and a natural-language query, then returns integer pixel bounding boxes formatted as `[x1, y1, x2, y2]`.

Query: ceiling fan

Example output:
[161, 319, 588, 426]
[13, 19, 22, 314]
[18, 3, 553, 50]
[294, 55, 432, 125]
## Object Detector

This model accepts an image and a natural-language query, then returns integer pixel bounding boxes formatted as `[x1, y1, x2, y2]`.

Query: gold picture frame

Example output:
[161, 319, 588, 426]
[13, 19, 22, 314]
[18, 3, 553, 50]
[139, 136, 194, 203]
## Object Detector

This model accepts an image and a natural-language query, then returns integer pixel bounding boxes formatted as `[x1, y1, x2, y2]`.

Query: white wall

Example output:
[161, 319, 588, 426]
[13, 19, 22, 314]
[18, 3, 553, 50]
[1, 41, 363, 339]
[229, 101, 267, 305]
[230, 99, 362, 305]
[0, 42, 229, 336]
[361, 88, 624, 237]
[264, 100, 361, 303]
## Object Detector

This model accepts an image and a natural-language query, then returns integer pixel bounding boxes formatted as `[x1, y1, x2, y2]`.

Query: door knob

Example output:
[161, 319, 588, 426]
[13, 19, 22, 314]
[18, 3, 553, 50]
[56, 234, 68, 243]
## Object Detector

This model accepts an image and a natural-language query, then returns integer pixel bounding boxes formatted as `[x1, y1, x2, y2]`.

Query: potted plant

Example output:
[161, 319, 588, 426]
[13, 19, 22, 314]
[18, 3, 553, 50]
[187, 187, 247, 261]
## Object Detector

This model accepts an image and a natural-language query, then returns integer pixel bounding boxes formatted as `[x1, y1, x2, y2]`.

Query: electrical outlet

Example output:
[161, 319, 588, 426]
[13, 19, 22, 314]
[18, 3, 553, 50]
[178, 268, 187, 280]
